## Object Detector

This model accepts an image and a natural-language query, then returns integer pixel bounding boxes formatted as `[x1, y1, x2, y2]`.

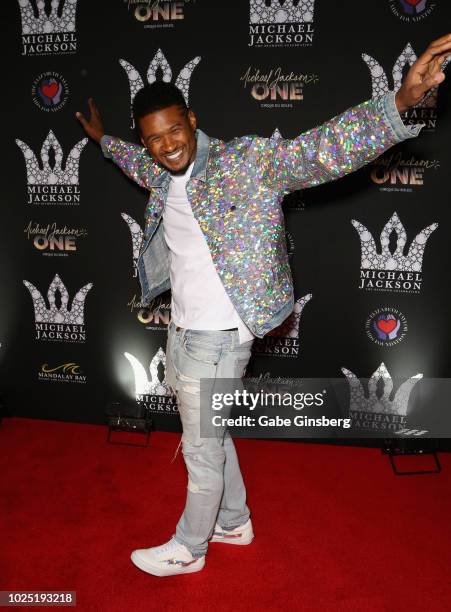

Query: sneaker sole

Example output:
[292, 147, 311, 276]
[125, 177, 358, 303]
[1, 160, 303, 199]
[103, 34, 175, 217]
[131, 551, 205, 577]
[210, 527, 254, 546]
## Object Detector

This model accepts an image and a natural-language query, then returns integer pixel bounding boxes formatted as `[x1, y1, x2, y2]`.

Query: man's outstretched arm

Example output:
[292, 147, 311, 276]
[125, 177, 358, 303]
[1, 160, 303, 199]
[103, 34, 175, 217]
[263, 34, 450, 193]
[75, 98, 162, 189]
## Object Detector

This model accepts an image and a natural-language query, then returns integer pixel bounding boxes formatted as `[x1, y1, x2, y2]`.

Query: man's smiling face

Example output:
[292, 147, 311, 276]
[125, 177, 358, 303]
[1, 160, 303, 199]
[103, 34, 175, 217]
[138, 104, 197, 175]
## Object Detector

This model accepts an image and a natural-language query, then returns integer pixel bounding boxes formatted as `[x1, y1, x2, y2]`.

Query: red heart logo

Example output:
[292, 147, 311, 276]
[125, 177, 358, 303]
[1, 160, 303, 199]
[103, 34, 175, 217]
[377, 319, 397, 334]
[41, 82, 59, 99]
[404, 0, 421, 6]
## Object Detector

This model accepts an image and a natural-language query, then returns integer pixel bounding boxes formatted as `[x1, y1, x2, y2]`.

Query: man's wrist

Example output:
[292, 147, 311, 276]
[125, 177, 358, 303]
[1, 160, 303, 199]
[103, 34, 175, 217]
[395, 90, 409, 114]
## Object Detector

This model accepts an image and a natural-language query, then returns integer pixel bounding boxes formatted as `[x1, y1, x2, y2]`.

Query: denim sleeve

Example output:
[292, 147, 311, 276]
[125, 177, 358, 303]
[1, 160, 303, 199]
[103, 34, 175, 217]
[100, 135, 162, 189]
[265, 91, 424, 193]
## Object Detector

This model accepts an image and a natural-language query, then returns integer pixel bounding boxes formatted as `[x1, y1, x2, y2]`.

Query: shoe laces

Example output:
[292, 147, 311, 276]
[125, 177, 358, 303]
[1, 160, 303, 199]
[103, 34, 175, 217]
[154, 537, 183, 555]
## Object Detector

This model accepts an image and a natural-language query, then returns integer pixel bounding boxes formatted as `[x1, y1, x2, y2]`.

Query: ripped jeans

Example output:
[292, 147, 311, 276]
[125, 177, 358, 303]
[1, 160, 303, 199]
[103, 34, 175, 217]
[165, 321, 254, 558]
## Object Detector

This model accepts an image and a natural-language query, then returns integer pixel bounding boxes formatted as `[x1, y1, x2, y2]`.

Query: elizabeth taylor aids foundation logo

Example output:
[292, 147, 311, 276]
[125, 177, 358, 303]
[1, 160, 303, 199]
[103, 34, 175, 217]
[16, 130, 86, 205]
[124, 349, 178, 415]
[249, 0, 315, 47]
[388, 0, 436, 22]
[18, 0, 78, 55]
[352, 212, 438, 293]
[32, 72, 69, 112]
[365, 307, 407, 347]
[252, 294, 312, 357]
[23, 274, 92, 342]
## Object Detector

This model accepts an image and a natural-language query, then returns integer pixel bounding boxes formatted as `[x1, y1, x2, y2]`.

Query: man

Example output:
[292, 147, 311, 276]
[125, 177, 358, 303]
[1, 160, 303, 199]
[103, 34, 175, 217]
[76, 35, 449, 577]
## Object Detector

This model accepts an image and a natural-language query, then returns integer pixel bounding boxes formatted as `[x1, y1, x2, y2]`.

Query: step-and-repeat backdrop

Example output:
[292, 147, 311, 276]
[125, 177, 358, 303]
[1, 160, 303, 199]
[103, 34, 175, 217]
[2, 1, 450, 440]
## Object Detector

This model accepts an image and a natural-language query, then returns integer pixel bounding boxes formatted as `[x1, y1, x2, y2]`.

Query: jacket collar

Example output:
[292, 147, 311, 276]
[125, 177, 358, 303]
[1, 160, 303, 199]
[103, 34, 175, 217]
[149, 129, 211, 188]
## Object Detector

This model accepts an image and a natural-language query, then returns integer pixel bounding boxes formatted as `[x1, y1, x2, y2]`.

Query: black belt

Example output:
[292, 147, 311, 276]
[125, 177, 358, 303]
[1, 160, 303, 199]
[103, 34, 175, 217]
[175, 326, 238, 332]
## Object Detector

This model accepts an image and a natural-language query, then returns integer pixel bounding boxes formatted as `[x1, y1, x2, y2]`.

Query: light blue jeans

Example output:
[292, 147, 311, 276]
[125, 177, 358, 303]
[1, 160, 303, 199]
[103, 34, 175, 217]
[165, 321, 254, 557]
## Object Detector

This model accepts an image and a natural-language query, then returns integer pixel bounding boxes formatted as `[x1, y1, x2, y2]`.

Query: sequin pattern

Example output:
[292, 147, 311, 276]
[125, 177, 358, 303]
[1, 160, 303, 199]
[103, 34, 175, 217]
[102, 93, 418, 337]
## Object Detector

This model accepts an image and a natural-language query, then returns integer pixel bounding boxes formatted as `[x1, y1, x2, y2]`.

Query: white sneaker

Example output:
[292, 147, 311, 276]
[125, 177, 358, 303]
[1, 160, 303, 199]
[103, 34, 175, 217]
[131, 537, 205, 577]
[210, 519, 254, 545]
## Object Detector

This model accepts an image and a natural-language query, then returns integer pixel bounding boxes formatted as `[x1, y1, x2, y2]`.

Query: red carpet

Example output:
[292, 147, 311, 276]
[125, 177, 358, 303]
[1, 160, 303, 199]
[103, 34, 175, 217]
[1, 417, 450, 611]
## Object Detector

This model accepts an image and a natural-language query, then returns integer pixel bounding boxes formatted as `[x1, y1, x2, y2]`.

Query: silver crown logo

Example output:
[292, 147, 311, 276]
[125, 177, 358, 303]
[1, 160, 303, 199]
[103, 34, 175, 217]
[24, 274, 92, 324]
[267, 294, 312, 338]
[362, 42, 438, 108]
[18, 0, 77, 35]
[341, 363, 422, 416]
[125, 349, 172, 396]
[250, 0, 315, 24]
[351, 212, 438, 272]
[16, 130, 87, 185]
[270, 127, 283, 141]
[120, 49, 201, 125]
[121, 213, 144, 271]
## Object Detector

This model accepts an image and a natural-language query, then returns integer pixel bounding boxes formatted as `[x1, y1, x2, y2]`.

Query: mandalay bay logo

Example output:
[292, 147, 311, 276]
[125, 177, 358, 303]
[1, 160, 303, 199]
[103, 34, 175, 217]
[252, 294, 312, 357]
[352, 212, 438, 293]
[16, 131, 86, 205]
[24, 221, 87, 257]
[363, 43, 439, 131]
[120, 48, 200, 127]
[124, 0, 191, 29]
[249, 0, 315, 47]
[125, 349, 178, 415]
[240, 66, 318, 109]
[388, 0, 436, 22]
[18, 0, 78, 56]
[127, 293, 171, 330]
[38, 362, 86, 383]
[23, 274, 92, 342]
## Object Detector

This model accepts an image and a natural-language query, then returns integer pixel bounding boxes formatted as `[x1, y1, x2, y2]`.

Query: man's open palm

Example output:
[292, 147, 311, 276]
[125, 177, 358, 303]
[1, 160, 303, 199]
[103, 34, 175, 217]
[76, 98, 105, 144]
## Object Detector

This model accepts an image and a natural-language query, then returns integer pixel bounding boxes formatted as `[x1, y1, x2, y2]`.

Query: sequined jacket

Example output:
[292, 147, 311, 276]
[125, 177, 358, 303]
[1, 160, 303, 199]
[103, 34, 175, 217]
[101, 91, 421, 338]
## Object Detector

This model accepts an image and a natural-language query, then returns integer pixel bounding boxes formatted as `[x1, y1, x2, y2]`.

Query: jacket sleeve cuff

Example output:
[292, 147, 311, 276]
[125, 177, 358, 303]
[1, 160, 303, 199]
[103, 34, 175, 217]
[382, 90, 424, 141]
[100, 134, 113, 158]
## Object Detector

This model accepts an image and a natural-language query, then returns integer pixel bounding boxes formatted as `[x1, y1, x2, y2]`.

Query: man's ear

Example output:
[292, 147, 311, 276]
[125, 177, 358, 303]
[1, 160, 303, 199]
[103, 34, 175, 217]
[187, 109, 197, 131]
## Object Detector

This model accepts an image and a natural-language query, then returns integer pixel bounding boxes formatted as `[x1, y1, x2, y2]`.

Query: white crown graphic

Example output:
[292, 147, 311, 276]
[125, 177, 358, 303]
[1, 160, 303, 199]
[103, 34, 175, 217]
[125, 349, 172, 396]
[24, 274, 92, 324]
[121, 213, 144, 269]
[18, 0, 77, 35]
[270, 127, 283, 141]
[351, 212, 438, 272]
[267, 294, 312, 338]
[16, 130, 87, 185]
[250, 0, 315, 24]
[120, 49, 201, 124]
[362, 43, 438, 108]
[342, 363, 422, 416]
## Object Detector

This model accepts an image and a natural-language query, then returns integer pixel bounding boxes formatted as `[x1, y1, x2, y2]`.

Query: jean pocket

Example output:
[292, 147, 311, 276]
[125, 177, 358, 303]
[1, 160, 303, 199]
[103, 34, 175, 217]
[182, 333, 222, 365]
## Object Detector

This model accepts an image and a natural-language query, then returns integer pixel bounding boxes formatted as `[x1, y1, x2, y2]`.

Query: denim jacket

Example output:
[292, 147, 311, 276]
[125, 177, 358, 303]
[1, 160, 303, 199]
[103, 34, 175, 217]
[101, 91, 421, 338]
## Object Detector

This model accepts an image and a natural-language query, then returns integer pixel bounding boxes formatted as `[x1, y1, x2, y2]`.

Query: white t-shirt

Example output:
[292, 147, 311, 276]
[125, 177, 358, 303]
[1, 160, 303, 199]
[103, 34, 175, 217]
[162, 163, 254, 344]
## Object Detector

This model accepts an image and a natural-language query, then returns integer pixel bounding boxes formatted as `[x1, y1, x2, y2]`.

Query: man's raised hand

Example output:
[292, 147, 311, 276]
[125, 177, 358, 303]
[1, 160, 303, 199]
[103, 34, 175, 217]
[395, 33, 451, 112]
[75, 98, 105, 144]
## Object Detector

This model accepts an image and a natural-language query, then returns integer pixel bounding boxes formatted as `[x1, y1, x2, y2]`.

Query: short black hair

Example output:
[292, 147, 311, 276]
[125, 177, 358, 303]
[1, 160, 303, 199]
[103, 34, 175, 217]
[132, 82, 187, 125]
